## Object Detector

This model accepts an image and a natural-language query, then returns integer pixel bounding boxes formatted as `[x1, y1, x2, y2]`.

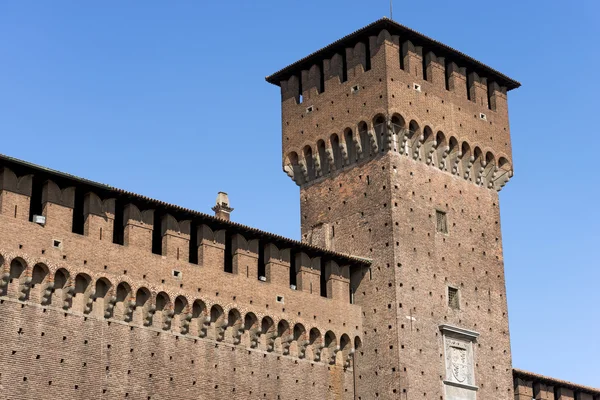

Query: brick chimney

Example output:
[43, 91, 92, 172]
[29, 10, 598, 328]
[212, 192, 233, 221]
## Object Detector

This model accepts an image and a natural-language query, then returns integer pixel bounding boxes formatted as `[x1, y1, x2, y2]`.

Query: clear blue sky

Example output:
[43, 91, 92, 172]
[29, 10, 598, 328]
[1, 0, 598, 387]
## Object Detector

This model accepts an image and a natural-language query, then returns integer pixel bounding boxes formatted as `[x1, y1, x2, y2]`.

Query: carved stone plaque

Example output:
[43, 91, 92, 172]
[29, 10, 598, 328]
[440, 325, 479, 400]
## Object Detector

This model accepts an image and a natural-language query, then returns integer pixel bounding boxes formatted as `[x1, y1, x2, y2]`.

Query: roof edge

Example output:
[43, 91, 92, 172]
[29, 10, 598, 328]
[0, 153, 370, 266]
[513, 368, 600, 394]
[266, 17, 520, 91]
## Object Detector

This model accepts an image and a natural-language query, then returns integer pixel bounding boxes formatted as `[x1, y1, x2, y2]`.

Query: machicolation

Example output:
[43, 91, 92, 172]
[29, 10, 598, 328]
[0, 16, 598, 400]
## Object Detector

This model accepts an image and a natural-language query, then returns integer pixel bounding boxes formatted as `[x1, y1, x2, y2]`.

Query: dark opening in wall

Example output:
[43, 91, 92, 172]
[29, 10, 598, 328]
[112, 198, 124, 245]
[298, 76, 303, 104]
[71, 186, 84, 235]
[466, 70, 472, 101]
[289, 250, 297, 287]
[486, 82, 493, 110]
[436, 210, 448, 234]
[257, 240, 266, 280]
[189, 221, 198, 264]
[422, 53, 428, 82]
[364, 41, 371, 71]
[448, 287, 459, 309]
[224, 231, 233, 273]
[444, 59, 451, 91]
[319, 60, 325, 93]
[320, 259, 327, 298]
[399, 45, 405, 70]
[341, 51, 348, 83]
[28, 175, 43, 222]
[151, 210, 164, 255]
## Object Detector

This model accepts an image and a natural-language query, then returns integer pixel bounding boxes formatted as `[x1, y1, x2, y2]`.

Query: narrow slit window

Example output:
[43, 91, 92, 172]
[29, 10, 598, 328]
[436, 210, 448, 234]
[448, 287, 459, 309]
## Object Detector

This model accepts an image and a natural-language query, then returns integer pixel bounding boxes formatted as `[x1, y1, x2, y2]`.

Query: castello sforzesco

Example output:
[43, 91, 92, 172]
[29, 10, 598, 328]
[0, 17, 597, 400]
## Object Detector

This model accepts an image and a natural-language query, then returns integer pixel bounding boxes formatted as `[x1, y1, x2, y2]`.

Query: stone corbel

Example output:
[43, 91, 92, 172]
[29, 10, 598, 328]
[162, 309, 174, 331]
[62, 285, 75, 310]
[180, 313, 192, 334]
[340, 142, 349, 165]
[18, 274, 32, 301]
[40, 281, 54, 305]
[104, 295, 117, 318]
[215, 317, 229, 341]
[369, 130, 379, 153]
[353, 131, 363, 158]
[325, 148, 335, 171]
[143, 303, 156, 326]
[313, 154, 322, 177]
[426, 140, 438, 165]
[451, 151, 463, 175]
[198, 315, 211, 338]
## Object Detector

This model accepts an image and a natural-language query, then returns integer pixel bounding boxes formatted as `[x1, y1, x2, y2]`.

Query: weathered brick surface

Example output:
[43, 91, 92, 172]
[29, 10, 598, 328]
[0, 181, 362, 399]
[0, 298, 353, 400]
[1, 17, 598, 400]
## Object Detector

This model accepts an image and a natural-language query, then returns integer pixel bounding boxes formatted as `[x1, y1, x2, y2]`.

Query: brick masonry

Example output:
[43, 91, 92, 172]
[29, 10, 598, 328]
[0, 17, 598, 400]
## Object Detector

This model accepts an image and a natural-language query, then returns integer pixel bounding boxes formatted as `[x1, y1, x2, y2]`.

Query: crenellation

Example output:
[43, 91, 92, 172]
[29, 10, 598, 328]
[264, 242, 290, 286]
[123, 203, 154, 250]
[197, 224, 226, 271]
[488, 80, 508, 113]
[323, 53, 344, 89]
[4, 16, 598, 400]
[281, 74, 300, 104]
[324, 260, 350, 303]
[401, 40, 423, 78]
[346, 41, 368, 78]
[446, 60, 468, 98]
[301, 64, 323, 99]
[231, 233, 259, 278]
[160, 213, 190, 261]
[557, 388, 576, 400]
[468, 71, 490, 108]
[42, 180, 75, 232]
[294, 252, 320, 295]
[83, 192, 115, 242]
[0, 167, 33, 221]
[425, 51, 446, 88]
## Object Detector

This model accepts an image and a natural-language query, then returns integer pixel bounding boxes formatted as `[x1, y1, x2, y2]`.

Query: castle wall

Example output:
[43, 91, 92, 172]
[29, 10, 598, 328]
[0, 164, 365, 400]
[0, 298, 353, 400]
[513, 370, 600, 400]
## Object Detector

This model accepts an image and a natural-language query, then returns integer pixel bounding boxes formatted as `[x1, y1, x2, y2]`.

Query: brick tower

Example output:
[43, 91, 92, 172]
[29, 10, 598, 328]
[267, 18, 520, 400]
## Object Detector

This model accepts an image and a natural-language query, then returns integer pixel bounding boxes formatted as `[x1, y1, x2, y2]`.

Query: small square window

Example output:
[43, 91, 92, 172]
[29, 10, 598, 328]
[172, 270, 182, 279]
[351, 85, 360, 93]
[306, 105, 314, 113]
[52, 239, 62, 249]
[276, 296, 284, 304]
[448, 287, 459, 309]
[479, 113, 487, 120]
[436, 210, 448, 234]
[413, 83, 421, 92]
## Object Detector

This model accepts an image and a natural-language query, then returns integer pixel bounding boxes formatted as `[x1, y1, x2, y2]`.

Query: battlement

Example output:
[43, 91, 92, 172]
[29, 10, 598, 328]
[514, 369, 600, 400]
[267, 19, 519, 192]
[0, 154, 367, 367]
[267, 18, 519, 104]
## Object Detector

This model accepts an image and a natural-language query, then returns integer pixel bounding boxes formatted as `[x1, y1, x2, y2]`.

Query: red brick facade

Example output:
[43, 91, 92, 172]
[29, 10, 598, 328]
[0, 17, 597, 400]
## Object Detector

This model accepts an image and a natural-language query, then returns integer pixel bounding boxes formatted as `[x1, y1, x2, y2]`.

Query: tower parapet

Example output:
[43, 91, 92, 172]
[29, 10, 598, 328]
[268, 18, 519, 191]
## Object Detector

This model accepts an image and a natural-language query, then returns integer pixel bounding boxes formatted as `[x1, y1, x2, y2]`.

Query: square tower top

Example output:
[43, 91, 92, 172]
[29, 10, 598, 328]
[268, 18, 519, 192]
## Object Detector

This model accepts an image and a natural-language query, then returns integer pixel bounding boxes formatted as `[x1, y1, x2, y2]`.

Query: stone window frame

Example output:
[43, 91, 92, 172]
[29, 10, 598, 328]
[447, 285, 460, 310]
[435, 209, 448, 234]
